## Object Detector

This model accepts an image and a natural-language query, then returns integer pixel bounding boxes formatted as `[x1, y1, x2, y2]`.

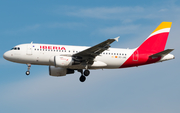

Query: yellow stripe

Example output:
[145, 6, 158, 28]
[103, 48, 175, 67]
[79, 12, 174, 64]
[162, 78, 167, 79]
[152, 22, 172, 34]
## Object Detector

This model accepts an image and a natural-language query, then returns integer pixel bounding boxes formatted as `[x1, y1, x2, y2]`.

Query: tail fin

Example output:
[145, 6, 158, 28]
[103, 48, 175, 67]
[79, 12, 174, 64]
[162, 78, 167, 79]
[137, 22, 172, 53]
[120, 22, 173, 68]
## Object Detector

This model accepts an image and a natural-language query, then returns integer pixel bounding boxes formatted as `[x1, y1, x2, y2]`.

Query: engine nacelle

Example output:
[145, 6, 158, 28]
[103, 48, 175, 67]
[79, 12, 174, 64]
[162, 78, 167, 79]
[49, 66, 74, 77]
[54, 56, 74, 67]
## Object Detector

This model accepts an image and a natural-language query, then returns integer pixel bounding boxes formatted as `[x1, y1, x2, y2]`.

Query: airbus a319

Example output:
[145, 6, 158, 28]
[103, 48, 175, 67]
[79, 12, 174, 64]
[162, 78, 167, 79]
[3, 22, 175, 82]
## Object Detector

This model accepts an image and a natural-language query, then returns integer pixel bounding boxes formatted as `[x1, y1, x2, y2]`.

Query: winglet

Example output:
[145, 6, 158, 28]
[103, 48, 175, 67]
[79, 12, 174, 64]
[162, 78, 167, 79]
[114, 36, 120, 42]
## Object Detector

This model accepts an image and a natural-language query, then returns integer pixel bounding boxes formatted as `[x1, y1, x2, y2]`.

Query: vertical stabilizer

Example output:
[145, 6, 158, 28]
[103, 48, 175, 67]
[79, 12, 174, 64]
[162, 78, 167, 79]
[137, 22, 172, 53]
[120, 22, 172, 68]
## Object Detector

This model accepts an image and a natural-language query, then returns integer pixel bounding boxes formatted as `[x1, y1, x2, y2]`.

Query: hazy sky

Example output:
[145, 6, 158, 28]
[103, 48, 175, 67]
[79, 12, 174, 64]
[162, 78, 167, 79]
[0, 0, 180, 113]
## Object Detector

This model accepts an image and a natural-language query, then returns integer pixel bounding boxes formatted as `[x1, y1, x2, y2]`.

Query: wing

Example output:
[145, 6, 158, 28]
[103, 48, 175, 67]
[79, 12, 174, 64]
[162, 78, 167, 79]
[72, 36, 120, 64]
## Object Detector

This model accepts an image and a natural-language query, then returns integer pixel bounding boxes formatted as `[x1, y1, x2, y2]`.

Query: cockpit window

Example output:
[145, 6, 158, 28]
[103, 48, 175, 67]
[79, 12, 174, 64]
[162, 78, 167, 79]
[11, 47, 20, 50]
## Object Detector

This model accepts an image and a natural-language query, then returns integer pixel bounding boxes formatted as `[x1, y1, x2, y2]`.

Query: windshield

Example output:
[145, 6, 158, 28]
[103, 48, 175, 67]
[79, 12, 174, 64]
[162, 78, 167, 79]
[11, 47, 20, 50]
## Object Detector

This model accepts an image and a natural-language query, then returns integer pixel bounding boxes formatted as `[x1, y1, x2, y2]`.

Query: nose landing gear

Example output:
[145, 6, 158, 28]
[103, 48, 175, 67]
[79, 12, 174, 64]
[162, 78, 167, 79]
[26, 64, 31, 75]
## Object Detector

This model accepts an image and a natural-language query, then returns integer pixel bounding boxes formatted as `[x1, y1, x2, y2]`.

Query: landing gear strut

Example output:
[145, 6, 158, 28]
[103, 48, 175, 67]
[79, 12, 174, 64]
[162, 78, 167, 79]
[78, 69, 90, 82]
[26, 64, 31, 75]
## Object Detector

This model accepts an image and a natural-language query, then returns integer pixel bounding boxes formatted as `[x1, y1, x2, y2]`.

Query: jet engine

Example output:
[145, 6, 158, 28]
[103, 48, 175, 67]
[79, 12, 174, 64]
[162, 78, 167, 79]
[49, 66, 74, 77]
[54, 56, 74, 67]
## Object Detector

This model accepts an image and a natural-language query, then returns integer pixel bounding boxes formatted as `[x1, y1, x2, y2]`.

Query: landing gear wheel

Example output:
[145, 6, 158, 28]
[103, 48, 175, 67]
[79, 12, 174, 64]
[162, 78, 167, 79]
[79, 75, 86, 82]
[26, 64, 31, 75]
[84, 70, 90, 76]
[26, 71, 30, 75]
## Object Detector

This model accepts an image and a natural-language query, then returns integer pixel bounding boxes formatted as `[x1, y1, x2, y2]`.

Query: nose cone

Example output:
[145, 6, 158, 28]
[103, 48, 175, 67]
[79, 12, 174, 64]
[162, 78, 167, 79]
[3, 51, 11, 61]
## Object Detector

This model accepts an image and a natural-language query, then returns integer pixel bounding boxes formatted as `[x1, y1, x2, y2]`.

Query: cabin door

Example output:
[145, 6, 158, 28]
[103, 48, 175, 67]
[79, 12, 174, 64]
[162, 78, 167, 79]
[133, 50, 138, 61]
[27, 44, 32, 55]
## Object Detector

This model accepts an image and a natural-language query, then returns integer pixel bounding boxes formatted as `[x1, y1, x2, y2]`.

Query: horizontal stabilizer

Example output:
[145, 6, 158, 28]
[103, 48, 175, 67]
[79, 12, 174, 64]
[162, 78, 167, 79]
[149, 49, 174, 58]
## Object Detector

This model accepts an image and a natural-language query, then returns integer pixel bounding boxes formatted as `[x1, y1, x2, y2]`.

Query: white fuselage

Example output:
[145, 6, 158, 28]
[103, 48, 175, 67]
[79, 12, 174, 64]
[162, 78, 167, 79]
[3, 43, 135, 69]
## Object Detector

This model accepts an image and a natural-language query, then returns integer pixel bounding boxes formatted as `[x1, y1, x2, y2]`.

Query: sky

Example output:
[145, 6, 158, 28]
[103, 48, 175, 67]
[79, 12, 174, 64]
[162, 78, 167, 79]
[0, 0, 180, 113]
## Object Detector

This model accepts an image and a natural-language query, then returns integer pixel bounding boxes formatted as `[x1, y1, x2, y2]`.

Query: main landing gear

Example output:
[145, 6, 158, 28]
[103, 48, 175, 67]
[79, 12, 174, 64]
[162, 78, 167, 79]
[26, 64, 31, 75]
[78, 69, 90, 82]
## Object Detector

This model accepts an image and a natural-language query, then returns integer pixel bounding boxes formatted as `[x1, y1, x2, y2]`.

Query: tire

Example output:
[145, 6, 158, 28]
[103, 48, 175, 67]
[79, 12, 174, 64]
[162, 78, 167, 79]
[84, 70, 90, 76]
[26, 71, 30, 75]
[79, 75, 86, 82]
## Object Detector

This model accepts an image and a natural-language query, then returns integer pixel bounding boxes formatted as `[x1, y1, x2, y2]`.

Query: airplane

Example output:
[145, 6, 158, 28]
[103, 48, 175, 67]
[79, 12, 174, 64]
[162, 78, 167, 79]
[3, 22, 175, 82]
